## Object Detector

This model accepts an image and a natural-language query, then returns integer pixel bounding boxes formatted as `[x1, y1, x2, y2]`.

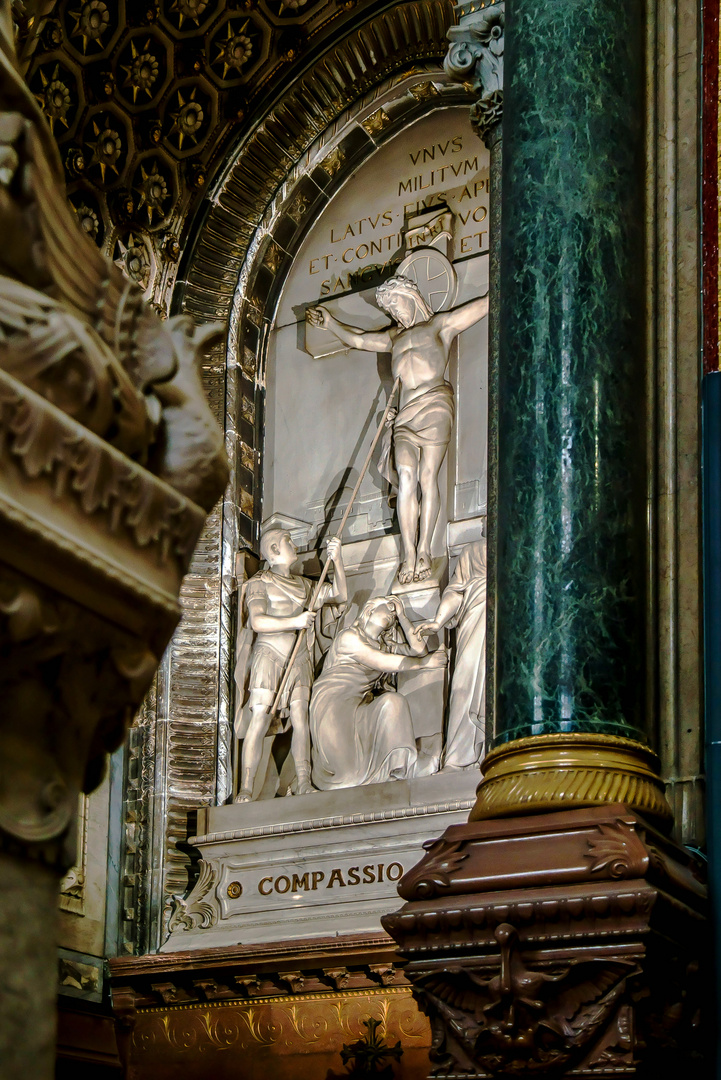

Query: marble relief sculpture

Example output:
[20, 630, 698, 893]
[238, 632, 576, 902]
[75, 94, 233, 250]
[309, 595, 448, 790]
[234, 529, 347, 802]
[307, 281, 488, 584]
[419, 538, 487, 769]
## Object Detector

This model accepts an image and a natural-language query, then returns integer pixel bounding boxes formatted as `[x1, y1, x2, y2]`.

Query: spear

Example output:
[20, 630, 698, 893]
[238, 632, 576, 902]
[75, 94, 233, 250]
[268, 376, 401, 718]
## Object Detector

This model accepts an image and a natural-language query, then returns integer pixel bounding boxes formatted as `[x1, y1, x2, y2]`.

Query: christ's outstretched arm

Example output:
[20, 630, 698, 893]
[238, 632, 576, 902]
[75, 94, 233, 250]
[437, 293, 489, 343]
[307, 306, 393, 352]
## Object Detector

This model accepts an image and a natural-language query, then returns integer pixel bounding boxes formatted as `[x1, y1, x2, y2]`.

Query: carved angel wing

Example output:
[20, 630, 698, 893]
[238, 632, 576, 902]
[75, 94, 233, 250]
[419, 969, 494, 1018]
[539, 960, 638, 1042]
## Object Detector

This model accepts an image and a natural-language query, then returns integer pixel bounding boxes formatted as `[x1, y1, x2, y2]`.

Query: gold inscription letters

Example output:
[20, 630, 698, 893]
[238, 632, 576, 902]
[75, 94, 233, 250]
[306, 131, 490, 292]
[257, 862, 404, 896]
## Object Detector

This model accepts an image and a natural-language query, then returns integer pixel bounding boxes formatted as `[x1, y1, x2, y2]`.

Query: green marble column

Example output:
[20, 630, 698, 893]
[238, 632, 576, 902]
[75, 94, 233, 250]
[494, 0, 647, 746]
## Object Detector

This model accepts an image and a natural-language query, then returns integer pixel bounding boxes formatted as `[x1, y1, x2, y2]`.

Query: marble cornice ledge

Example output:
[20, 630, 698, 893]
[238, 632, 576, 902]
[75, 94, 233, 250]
[192, 794, 476, 844]
[108, 931, 409, 1017]
[0, 368, 205, 648]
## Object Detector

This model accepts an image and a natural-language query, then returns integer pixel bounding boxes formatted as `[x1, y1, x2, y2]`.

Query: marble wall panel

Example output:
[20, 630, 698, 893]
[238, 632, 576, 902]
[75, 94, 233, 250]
[58, 779, 110, 957]
[276, 108, 489, 319]
[122, 85, 491, 954]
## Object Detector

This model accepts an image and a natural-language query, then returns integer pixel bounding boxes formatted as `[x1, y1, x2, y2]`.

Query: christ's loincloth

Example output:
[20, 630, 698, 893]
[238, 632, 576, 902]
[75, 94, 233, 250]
[378, 381, 455, 489]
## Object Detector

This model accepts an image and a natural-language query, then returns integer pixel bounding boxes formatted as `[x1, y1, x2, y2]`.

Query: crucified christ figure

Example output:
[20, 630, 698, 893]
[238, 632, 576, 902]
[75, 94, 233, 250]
[308, 277, 488, 583]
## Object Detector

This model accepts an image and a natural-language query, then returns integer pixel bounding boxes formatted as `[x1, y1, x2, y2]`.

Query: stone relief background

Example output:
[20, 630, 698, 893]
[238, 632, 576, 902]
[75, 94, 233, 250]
[267, 106, 489, 549]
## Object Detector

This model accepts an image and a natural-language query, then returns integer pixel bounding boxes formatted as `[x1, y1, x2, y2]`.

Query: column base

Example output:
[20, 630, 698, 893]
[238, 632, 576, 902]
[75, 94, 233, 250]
[383, 804, 706, 1077]
[471, 733, 672, 826]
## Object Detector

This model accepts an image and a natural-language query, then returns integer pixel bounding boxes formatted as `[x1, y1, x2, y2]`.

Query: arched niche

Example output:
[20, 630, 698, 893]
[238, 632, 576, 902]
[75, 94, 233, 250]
[208, 76, 490, 700]
[123, 0, 500, 950]
[147, 40, 487, 946]
[225, 70, 487, 575]
[216, 72, 490, 804]
[264, 102, 489, 560]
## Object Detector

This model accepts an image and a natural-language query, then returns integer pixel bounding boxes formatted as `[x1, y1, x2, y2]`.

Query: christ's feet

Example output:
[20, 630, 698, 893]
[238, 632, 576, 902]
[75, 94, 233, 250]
[292, 767, 314, 796]
[414, 552, 432, 581]
[397, 556, 416, 584]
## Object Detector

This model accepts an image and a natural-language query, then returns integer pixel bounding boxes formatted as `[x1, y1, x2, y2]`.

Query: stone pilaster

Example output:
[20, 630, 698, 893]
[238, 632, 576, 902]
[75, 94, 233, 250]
[445, 0, 504, 742]
[445, 0, 504, 148]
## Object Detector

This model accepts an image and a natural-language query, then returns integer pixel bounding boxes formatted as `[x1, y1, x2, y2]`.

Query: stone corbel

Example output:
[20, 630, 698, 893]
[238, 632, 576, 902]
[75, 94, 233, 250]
[323, 967, 350, 990]
[367, 964, 398, 987]
[192, 978, 234, 1002]
[445, 0, 504, 146]
[150, 982, 196, 1006]
[166, 858, 221, 932]
[279, 971, 305, 995]
[234, 975, 262, 998]
[0, 563, 161, 870]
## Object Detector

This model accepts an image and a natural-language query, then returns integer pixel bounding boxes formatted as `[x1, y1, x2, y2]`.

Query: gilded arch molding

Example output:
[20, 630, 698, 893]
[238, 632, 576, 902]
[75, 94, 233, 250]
[176, 0, 457, 325]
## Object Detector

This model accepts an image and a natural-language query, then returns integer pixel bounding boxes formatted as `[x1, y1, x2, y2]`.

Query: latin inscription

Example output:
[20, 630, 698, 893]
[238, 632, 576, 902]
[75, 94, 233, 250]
[257, 861, 404, 895]
[306, 131, 489, 293]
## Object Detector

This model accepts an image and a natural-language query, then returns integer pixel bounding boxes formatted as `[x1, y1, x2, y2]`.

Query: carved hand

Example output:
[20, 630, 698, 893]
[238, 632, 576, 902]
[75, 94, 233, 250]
[416, 620, 440, 637]
[307, 306, 331, 328]
[292, 610, 316, 631]
[385, 407, 398, 429]
[325, 536, 342, 563]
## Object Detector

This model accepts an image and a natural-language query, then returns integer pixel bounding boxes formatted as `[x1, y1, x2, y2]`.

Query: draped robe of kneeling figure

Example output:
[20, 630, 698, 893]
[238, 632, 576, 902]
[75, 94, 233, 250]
[309, 629, 418, 790]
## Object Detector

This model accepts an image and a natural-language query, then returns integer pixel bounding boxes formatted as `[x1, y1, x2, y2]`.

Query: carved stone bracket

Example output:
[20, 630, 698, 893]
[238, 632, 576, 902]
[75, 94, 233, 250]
[383, 804, 706, 1077]
[470, 88, 503, 144]
[0, 9, 227, 878]
[445, 0, 504, 145]
[166, 858, 221, 933]
[0, 9, 227, 1075]
[416, 923, 640, 1076]
[0, 562, 161, 870]
[0, 352, 216, 873]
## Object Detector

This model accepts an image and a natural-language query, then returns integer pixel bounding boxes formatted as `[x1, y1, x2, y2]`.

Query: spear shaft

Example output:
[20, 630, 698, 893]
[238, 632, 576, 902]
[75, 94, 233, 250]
[268, 376, 401, 717]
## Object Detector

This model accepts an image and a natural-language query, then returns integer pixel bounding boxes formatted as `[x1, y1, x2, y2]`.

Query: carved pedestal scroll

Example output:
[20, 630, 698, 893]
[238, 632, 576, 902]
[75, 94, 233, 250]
[383, 805, 706, 1077]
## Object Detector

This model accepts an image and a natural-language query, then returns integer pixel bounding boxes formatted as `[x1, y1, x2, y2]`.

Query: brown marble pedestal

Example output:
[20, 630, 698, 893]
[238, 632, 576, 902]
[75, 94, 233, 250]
[382, 804, 706, 1077]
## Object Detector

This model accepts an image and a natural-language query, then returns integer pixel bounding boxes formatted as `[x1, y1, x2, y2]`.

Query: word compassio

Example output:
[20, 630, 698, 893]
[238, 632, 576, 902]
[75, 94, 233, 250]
[258, 863, 404, 895]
